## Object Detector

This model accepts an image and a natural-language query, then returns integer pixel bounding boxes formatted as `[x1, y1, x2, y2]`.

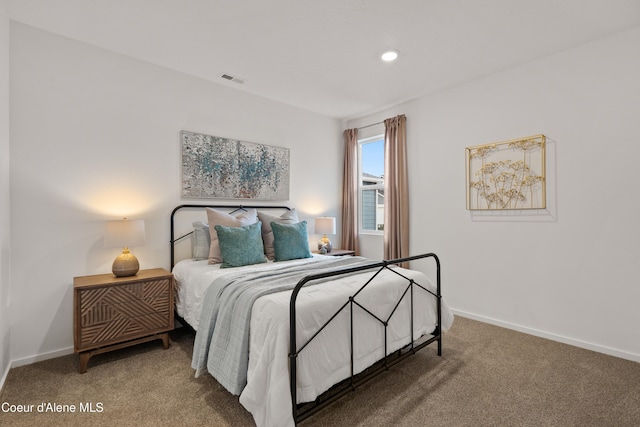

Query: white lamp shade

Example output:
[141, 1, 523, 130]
[315, 217, 336, 235]
[104, 219, 146, 248]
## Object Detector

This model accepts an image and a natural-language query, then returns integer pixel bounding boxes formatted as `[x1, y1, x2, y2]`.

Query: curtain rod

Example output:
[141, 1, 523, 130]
[357, 121, 383, 131]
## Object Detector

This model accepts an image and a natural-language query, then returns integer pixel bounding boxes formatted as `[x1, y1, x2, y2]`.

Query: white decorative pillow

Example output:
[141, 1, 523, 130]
[191, 221, 210, 261]
[257, 209, 298, 260]
[206, 208, 258, 264]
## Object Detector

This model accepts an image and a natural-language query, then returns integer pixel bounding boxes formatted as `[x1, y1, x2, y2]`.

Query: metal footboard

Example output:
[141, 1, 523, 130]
[289, 253, 442, 424]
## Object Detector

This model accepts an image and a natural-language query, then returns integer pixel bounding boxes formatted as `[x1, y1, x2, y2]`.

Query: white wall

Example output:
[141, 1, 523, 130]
[347, 26, 640, 361]
[9, 23, 342, 364]
[0, 0, 11, 387]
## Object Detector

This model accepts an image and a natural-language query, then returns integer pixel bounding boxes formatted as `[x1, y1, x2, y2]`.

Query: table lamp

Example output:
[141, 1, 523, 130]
[315, 217, 336, 253]
[104, 218, 146, 277]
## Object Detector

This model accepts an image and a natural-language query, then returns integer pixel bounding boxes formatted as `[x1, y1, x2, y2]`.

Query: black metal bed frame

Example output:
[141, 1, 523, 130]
[170, 204, 442, 425]
[289, 252, 441, 423]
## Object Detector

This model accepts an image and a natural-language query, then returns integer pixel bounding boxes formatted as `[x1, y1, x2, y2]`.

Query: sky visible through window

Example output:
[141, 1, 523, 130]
[362, 138, 384, 177]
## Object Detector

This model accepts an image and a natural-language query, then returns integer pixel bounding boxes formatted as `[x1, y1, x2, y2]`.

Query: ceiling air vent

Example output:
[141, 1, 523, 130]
[221, 73, 246, 84]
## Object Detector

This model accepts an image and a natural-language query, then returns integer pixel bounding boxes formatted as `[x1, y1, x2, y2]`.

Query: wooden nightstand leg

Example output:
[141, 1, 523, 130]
[161, 332, 170, 349]
[78, 352, 91, 374]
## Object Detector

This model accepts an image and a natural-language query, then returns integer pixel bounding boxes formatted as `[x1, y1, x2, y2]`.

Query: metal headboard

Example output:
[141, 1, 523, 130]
[170, 204, 292, 269]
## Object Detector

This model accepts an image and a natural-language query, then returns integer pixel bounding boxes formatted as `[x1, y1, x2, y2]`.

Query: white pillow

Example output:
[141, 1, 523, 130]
[191, 221, 210, 261]
[206, 208, 258, 264]
[257, 209, 298, 260]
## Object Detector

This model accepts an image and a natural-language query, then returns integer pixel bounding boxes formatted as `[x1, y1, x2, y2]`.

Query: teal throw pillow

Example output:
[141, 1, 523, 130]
[214, 222, 267, 268]
[257, 209, 299, 260]
[270, 220, 312, 262]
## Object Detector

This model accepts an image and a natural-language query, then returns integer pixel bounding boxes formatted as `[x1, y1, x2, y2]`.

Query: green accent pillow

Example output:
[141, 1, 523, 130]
[270, 220, 312, 262]
[214, 222, 267, 268]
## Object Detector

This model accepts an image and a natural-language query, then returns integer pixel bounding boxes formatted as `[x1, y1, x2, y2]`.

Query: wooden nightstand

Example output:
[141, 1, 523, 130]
[312, 249, 356, 256]
[73, 268, 174, 373]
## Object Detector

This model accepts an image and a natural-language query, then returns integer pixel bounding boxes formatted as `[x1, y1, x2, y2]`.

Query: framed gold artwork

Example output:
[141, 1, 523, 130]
[466, 134, 546, 210]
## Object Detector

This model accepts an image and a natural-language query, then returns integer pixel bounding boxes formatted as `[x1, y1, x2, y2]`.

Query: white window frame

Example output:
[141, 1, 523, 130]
[358, 134, 385, 236]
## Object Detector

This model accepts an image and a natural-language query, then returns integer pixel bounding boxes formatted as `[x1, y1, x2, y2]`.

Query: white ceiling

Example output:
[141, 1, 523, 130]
[7, 0, 640, 120]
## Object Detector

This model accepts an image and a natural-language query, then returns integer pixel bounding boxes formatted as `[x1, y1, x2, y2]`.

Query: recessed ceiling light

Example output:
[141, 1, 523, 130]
[381, 50, 399, 62]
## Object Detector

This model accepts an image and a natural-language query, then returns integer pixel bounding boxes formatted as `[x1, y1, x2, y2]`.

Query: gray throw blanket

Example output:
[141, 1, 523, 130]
[192, 256, 372, 395]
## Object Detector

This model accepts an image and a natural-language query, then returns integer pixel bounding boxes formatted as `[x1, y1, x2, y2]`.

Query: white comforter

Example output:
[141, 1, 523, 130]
[173, 256, 454, 427]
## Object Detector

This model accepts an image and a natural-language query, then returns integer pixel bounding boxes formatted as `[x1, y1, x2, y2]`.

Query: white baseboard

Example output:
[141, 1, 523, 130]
[0, 362, 9, 398]
[10, 346, 74, 368]
[451, 309, 640, 363]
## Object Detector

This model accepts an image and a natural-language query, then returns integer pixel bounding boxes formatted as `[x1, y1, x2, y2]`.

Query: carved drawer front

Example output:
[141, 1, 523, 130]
[77, 278, 171, 350]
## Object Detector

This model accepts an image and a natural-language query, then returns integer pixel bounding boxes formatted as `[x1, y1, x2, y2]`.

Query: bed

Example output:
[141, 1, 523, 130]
[170, 204, 454, 427]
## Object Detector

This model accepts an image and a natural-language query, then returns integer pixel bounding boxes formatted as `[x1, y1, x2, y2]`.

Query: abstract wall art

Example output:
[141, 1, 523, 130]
[466, 134, 546, 210]
[181, 130, 290, 200]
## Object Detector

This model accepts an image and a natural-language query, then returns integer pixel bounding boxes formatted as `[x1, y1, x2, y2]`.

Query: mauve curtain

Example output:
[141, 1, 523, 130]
[341, 128, 359, 254]
[383, 115, 409, 264]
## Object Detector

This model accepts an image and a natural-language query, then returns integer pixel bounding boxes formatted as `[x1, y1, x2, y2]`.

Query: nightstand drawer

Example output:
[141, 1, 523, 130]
[78, 312, 171, 349]
[79, 280, 171, 324]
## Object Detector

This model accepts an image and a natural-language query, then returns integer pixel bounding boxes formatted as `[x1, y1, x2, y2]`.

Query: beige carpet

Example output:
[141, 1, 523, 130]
[1, 316, 639, 426]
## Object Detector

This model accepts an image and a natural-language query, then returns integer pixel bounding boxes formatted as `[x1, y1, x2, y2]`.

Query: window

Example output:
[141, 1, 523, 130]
[358, 135, 384, 234]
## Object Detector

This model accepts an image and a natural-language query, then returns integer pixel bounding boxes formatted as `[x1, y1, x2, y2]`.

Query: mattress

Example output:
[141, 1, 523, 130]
[173, 255, 332, 331]
[172, 255, 454, 427]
